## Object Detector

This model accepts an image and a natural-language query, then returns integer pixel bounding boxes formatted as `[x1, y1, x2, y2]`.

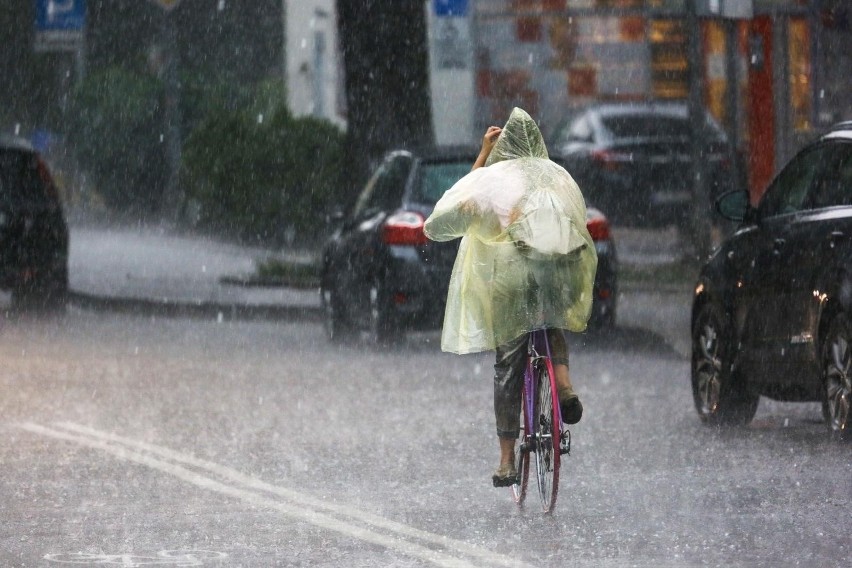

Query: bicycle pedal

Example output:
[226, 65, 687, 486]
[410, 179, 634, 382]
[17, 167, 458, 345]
[559, 429, 571, 455]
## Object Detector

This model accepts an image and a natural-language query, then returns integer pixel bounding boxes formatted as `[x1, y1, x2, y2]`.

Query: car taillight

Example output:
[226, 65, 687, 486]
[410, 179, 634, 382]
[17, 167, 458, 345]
[591, 149, 628, 171]
[586, 215, 611, 242]
[382, 211, 428, 246]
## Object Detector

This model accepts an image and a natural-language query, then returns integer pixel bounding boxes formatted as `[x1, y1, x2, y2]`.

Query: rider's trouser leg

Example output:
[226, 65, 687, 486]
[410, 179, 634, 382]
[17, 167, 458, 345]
[493, 329, 569, 439]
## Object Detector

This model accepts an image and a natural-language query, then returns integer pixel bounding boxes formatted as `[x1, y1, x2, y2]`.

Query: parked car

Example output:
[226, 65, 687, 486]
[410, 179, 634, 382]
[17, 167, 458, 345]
[549, 102, 736, 227]
[0, 135, 69, 310]
[319, 147, 618, 345]
[691, 121, 852, 439]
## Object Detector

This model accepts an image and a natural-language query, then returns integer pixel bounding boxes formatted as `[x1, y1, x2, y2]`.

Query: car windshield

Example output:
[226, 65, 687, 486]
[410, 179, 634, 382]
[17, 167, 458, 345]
[413, 161, 472, 205]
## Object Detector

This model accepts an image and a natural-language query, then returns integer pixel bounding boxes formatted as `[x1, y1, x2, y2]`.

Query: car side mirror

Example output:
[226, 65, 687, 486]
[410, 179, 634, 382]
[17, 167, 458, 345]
[715, 189, 750, 222]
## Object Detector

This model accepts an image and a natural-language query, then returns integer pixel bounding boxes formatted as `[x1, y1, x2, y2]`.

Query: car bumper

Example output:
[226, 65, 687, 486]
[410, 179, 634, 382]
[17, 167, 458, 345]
[384, 245, 451, 330]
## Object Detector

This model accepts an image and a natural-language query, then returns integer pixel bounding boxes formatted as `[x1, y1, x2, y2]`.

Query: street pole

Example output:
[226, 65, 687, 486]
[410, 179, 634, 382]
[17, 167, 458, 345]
[161, 10, 182, 221]
[147, 0, 183, 221]
[687, 0, 712, 260]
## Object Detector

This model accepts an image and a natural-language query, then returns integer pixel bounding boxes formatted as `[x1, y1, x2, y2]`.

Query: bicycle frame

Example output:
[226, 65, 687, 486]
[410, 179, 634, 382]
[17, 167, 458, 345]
[513, 327, 571, 513]
[523, 329, 558, 429]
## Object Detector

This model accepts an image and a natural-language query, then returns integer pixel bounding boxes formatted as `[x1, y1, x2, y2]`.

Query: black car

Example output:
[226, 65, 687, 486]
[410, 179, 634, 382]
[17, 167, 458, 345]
[0, 135, 69, 310]
[691, 121, 852, 439]
[319, 147, 618, 344]
[550, 102, 735, 227]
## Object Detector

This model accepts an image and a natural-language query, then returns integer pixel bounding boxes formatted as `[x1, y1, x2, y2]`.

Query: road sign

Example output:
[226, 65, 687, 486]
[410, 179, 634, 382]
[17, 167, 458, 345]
[34, 0, 86, 52]
[434, 0, 468, 17]
[148, 0, 182, 11]
[35, 0, 86, 31]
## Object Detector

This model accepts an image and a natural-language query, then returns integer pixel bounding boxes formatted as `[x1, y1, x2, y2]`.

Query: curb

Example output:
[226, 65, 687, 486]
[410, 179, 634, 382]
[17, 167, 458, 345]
[68, 291, 323, 322]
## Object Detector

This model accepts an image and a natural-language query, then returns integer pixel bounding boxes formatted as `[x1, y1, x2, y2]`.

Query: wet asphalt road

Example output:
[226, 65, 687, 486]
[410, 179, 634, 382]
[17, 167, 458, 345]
[0, 307, 848, 567]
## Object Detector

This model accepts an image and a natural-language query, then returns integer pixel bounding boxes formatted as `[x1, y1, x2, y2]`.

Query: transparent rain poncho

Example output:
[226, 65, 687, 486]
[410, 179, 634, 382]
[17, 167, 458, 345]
[424, 107, 598, 355]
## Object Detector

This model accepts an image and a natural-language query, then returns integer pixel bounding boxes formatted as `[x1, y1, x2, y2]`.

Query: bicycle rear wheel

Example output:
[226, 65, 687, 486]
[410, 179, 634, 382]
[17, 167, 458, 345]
[533, 359, 560, 513]
[511, 388, 530, 505]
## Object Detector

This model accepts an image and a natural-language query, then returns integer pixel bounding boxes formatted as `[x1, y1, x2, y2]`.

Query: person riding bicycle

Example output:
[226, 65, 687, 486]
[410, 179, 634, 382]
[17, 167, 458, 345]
[423, 107, 598, 487]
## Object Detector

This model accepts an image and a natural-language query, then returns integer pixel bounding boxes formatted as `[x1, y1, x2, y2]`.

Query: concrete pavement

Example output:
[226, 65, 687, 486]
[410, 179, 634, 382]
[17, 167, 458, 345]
[62, 223, 694, 358]
[68, 225, 319, 319]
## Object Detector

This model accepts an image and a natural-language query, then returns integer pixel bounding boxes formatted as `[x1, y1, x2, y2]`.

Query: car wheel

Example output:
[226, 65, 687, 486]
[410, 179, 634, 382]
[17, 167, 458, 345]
[691, 302, 758, 425]
[820, 313, 851, 441]
[321, 285, 352, 343]
[368, 281, 398, 346]
[12, 268, 68, 314]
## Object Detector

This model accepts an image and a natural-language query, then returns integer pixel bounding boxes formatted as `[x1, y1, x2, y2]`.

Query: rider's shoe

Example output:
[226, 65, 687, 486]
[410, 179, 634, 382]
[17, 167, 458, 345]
[558, 387, 583, 425]
[492, 463, 518, 487]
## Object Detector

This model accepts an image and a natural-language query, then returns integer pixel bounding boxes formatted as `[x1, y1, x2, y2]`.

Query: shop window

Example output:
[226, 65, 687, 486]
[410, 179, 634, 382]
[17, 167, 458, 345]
[650, 19, 688, 99]
[788, 17, 812, 132]
[517, 16, 543, 42]
[703, 20, 727, 124]
[542, 0, 566, 10]
[513, 0, 542, 42]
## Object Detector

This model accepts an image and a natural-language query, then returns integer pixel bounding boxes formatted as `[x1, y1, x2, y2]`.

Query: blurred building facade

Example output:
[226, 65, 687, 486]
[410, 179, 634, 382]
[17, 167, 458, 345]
[428, 0, 851, 199]
[1, 1, 348, 135]
[284, 0, 346, 129]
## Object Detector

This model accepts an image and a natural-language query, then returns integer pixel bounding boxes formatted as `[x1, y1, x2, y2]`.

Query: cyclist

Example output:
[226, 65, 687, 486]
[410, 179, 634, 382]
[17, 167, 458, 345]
[424, 107, 598, 487]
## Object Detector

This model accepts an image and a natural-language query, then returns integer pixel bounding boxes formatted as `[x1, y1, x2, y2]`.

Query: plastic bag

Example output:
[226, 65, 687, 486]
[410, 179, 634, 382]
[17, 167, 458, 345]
[424, 107, 598, 354]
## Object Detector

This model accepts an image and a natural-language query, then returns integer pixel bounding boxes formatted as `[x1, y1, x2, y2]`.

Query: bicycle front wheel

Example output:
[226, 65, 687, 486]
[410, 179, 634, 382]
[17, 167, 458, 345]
[534, 360, 560, 513]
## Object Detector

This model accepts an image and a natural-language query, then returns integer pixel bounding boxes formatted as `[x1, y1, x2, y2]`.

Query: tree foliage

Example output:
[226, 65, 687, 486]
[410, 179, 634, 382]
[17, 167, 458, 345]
[181, 101, 345, 246]
[67, 67, 167, 214]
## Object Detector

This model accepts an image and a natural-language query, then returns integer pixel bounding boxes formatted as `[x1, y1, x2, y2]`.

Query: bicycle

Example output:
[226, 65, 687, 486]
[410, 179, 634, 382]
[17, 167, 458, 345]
[509, 328, 572, 514]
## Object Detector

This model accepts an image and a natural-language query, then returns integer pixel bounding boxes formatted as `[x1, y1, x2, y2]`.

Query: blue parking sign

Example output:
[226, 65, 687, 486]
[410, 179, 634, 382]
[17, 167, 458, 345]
[434, 0, 468, 17]
[35, 0, 87, 31]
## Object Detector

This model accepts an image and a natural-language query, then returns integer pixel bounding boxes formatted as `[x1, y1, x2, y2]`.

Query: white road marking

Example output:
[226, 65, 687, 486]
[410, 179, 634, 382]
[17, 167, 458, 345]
[44, 550, 227, 566]
[16, 422, 532, 568]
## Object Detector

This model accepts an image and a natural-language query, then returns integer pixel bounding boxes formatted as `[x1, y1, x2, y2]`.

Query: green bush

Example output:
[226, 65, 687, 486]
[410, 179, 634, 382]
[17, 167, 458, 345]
[67, 67, 167, 214]
[182, 101, 345, 246]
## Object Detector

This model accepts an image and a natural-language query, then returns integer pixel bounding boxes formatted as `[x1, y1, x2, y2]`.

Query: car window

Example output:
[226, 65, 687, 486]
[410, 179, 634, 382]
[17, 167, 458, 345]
[807, 143, 852, 208]
[412, 161, 471, 205]
[758, 145, 827, 218]
[352, 154, 412, 218]
[0, 150, 49, 208]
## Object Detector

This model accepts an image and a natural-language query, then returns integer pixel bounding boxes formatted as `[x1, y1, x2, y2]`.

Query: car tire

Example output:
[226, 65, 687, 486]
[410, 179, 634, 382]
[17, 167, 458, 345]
[691, 302, 759, 426]
[820, 312, 851, 441]
[589, 300, 616, 331]
[368, 281, 398, 346]
[12, 267, 68, 314]
[321, 284, 352, 344]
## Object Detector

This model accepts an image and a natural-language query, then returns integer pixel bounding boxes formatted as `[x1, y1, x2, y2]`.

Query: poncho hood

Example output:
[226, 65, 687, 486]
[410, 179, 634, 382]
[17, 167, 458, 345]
[425, 108, 598, 354]
[485, 107, 549, 165]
